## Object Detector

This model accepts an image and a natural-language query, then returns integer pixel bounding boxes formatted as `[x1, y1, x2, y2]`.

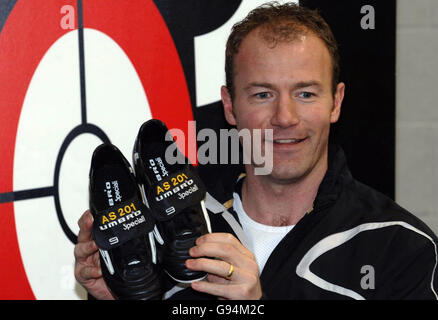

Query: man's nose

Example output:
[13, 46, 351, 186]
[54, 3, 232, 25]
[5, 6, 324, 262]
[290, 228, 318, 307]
[270, 95, 300, 128]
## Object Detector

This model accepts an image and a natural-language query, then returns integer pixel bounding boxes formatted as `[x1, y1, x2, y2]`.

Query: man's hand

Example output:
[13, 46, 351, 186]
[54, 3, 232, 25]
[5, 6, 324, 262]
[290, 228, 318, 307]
[186, 233, 262, 300]
[74, 210, 115, 300]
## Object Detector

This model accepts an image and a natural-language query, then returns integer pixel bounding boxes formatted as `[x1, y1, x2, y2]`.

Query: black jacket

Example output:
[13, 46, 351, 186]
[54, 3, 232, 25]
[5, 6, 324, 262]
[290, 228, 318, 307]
[167, 145, 438, 300]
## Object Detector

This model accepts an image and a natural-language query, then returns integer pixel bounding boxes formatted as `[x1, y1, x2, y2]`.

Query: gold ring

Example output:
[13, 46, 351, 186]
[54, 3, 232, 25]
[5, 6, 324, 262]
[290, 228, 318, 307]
[226, 263, 234, 278]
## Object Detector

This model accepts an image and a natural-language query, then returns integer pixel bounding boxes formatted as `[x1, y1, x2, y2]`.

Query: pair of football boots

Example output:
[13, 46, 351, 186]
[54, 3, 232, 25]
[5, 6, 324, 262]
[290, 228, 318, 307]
[88, 119, 211, 300]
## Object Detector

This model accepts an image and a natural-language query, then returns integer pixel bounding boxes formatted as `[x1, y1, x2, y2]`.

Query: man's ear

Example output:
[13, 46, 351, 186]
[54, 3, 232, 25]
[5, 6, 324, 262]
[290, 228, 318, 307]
[330, 82, 345, 123]
[221, 85, 237, 126]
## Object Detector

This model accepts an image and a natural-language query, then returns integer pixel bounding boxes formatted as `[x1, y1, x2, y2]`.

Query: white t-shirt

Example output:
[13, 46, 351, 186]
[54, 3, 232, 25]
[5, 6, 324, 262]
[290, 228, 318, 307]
[233, 192, 295, 274]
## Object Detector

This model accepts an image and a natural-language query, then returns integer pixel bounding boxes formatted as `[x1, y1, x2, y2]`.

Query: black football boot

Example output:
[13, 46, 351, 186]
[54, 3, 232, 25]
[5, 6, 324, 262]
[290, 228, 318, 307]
[133, 119, 211, 283]
[89, 143, 163, 299]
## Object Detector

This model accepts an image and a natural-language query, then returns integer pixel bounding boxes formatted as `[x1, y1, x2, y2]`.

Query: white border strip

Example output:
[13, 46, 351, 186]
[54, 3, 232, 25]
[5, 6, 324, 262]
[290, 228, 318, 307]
[205, 192, 251, 249]
[99, 249, 115, 275]
[200, 199, 212, 234]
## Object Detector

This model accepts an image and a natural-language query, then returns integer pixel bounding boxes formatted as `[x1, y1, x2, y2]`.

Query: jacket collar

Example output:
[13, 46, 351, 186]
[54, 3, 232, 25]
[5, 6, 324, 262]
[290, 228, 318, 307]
[314, 144, 352, 209]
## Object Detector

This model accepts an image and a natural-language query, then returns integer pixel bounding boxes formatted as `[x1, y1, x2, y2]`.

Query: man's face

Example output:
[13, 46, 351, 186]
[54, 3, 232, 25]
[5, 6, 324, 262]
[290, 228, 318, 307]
[222, 29, 345, 183]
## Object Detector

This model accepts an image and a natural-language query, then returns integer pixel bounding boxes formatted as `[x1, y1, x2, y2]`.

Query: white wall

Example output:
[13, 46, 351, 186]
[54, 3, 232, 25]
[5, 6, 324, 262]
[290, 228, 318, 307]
[396, 0, 438, 234]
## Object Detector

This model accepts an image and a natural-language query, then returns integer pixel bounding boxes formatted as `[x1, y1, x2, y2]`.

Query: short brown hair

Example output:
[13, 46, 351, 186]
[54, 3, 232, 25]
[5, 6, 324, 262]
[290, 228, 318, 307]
[225, 2, 340, 100]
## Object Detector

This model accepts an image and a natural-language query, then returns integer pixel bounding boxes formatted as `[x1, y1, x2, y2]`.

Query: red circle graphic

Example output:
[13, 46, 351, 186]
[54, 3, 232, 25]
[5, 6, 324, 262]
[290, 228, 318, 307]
[0, 0, 193, 299]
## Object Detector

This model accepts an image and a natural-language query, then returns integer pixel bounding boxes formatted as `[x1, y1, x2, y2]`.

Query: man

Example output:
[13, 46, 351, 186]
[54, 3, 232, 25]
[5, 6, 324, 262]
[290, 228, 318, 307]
[75, 2, 438, 299]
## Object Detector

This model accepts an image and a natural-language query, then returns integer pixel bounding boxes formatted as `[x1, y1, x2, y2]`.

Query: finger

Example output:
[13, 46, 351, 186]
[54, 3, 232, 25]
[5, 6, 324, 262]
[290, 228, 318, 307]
[207, 273, 228, 284]
[186, 258, 239, 280]
[191, 281, 244, 300]
[74, 240, 98, 261]
[189, 242, 256, 271]
[196, 233, 253, 258]
[77, 210, 94, 243]
[77, 265, 102, 282]
[191, 280, 228, 299]
[93, 250, 101, 267]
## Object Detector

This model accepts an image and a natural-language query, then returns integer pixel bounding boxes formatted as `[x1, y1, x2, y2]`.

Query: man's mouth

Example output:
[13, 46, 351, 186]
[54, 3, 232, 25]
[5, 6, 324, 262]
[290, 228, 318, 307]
[272, 137, 307, 145]
[274, 138, 306, 144]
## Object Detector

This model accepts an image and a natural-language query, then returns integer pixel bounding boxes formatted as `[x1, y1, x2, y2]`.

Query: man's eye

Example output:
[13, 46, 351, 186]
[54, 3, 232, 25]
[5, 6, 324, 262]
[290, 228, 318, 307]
[298, 92, 315, 99]
[254, 92, 271, 99]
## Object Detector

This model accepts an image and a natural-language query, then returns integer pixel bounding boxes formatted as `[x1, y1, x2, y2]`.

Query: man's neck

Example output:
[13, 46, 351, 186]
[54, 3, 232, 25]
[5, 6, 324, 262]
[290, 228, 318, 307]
[241, 158, 327, 227]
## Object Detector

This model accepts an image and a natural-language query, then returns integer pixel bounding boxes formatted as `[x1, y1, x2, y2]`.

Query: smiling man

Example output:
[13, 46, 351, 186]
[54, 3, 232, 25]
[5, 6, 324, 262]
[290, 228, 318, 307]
[183, 2, 438, 300]
[74, 2, 438, 300]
